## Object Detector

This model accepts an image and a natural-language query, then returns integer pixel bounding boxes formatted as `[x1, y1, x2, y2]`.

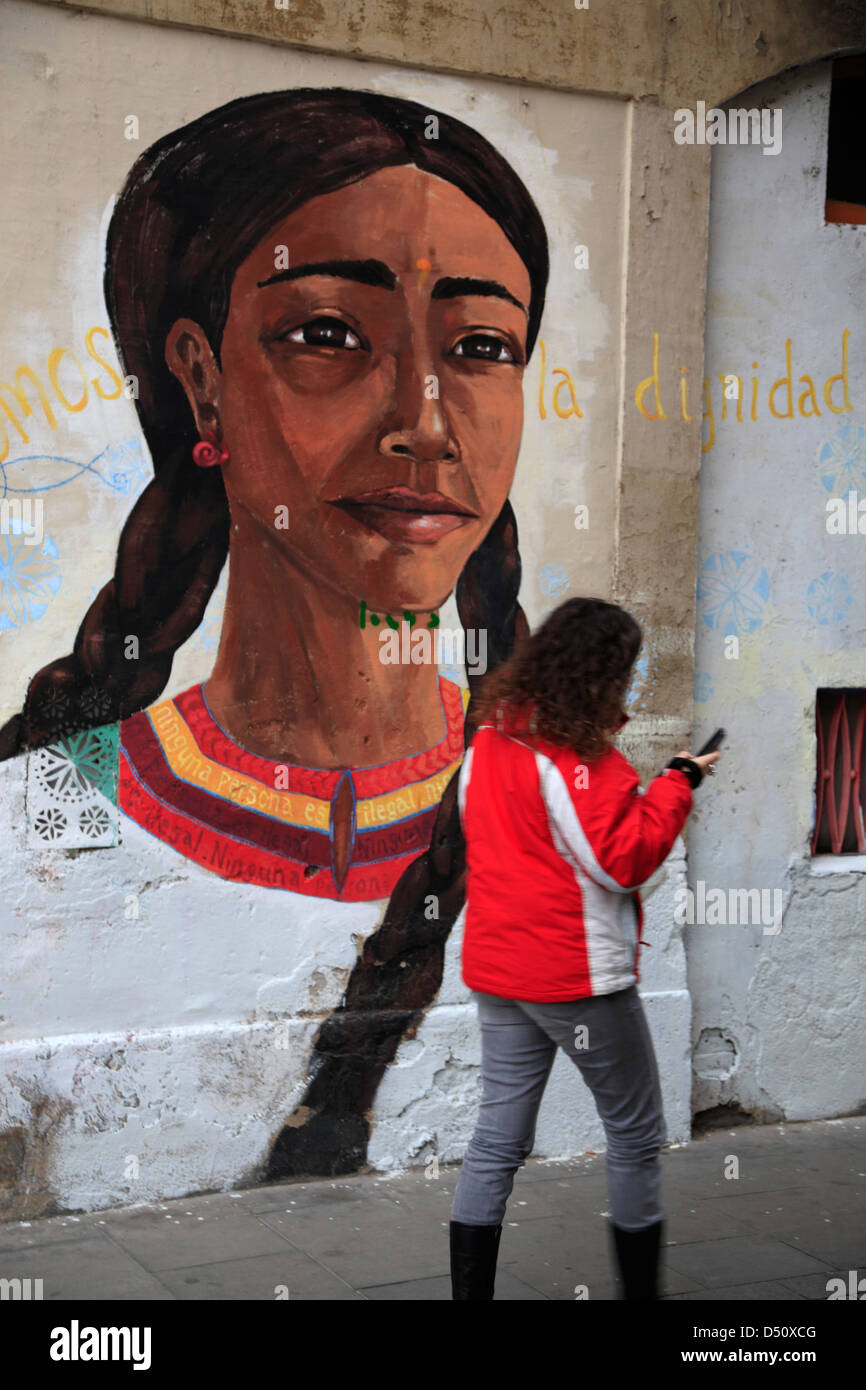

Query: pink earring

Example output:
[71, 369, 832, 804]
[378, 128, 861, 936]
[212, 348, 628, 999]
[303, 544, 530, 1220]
[192, 435, 229, 467]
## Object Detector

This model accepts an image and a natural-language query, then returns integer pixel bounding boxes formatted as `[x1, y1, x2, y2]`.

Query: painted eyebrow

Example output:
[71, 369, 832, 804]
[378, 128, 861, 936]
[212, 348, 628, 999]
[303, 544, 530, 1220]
[431, 276, 527, 316]
[257, 259, 397, 290]
[256, 262, 527, 316]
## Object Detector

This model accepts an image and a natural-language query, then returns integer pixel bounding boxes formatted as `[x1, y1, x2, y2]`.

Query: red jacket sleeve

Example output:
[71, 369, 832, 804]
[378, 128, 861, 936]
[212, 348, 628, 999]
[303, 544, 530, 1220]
[537, 746, 693, 891]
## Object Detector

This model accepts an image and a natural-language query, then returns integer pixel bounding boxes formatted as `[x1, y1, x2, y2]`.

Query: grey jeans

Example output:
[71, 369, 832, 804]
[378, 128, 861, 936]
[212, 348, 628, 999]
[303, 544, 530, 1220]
[451, 985, 666, 1232]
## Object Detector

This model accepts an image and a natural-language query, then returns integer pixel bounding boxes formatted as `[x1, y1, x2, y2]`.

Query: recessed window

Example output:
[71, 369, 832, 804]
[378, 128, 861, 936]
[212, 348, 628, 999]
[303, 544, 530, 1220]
[813, 689, 866, 853]
[825, 56, 866, 225]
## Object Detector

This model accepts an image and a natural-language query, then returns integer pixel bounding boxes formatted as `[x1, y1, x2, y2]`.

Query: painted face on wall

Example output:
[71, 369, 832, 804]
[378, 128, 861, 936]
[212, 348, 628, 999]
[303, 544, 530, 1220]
[169, 165, 532, 616]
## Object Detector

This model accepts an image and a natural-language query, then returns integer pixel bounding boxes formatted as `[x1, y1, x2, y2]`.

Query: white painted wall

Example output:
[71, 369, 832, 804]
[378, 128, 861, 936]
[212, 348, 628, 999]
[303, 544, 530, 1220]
[689, 61, 866, 1122]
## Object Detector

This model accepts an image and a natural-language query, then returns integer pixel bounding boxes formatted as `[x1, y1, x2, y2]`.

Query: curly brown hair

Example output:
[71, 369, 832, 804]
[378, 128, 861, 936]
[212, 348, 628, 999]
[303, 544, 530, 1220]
[476, 597, 642, 760]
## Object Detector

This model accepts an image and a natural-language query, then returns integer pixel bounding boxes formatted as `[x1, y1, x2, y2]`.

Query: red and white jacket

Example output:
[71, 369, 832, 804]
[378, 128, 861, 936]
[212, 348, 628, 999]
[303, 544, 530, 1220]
[457, 710, 693, 1001]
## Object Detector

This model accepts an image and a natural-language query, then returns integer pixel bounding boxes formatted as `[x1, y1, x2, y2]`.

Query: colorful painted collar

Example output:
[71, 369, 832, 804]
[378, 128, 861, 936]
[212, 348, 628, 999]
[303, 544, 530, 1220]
[119, 679, 469, 901]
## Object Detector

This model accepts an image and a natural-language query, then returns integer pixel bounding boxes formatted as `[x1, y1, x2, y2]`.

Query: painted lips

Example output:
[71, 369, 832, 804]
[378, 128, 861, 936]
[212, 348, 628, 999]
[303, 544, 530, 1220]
[331, 487, 478, 543]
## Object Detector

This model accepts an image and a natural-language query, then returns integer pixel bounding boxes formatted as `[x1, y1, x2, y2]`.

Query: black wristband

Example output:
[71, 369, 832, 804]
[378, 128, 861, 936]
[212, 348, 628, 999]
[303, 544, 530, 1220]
[666, 756, 703, 790]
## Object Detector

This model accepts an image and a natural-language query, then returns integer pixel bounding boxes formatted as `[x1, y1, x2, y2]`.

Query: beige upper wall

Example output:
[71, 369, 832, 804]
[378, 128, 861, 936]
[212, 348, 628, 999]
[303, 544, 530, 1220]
[34, 0, 866, 106]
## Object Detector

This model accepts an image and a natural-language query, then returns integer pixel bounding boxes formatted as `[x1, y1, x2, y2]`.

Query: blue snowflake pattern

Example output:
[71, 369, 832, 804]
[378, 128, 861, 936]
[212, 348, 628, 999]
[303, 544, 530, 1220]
[816, 423, 866, 496]
[538, 562, 569, 599]
[0, 525, 62, 631]
[91, 438, 150, 496]
[697, 549, 770, 634]
[625, 624, 658, 714]
[805, 572, 852, 626]
[694, 672, 714, 703]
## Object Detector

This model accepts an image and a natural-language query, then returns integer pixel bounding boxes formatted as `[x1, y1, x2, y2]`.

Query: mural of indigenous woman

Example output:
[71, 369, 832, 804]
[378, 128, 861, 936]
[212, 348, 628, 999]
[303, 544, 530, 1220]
[0, 89, 549, 1176]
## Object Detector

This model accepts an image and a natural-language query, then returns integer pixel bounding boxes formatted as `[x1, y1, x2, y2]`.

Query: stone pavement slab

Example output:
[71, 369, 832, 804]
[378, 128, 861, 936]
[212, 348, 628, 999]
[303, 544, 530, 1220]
[102, 1198, 290, 1272]
[361, 1269, 547, 1300]
[0, 1235, 175, 1301]
[666, 1280, 808, 1301]
[664, 1233, 831, 1288]
[157, 1249, 364, 1301]
[255, 1198, 452, 1285]
[0, 1117, 860, 1300]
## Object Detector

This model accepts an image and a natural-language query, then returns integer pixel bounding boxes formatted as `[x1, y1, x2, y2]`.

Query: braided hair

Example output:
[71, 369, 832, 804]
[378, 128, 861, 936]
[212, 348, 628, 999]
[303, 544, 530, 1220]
[268, 500, 528, 1177]
[0, 89, 549, 1177]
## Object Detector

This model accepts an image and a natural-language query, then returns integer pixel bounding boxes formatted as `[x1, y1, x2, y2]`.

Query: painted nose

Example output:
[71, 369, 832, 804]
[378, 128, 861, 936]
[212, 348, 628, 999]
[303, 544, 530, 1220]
[378, 351, 459, 464]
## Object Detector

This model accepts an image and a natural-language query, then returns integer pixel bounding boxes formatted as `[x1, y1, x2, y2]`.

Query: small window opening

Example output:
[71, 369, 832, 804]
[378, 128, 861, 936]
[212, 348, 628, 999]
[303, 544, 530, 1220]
[813, 689, 866, 853]
[825, 56, 866, 225]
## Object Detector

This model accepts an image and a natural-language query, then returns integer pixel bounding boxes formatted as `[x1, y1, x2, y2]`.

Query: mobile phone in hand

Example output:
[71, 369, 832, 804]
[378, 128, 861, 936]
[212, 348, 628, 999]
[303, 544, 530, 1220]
[696, 727, 725, 756]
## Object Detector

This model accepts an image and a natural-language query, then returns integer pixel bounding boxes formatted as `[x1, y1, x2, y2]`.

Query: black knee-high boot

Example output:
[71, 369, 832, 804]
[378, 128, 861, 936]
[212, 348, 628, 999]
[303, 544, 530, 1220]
[450, 1221, 502, 1300]
[609, 1219, 664, 1300]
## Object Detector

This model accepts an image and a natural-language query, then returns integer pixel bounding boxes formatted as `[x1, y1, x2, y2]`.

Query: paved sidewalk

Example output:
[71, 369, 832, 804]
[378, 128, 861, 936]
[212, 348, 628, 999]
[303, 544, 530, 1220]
[1, 1117, 863, 1300]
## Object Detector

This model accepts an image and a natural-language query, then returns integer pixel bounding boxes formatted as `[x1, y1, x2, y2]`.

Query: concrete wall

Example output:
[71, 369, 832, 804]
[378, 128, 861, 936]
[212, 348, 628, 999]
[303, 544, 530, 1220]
[35, 0, 866, 107]
[688, 60, 866, 1123]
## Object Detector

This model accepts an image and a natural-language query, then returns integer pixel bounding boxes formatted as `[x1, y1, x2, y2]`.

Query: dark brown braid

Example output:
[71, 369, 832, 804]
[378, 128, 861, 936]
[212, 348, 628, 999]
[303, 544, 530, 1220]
[267, 500, 527, 1178]
[0, 451, 229, 759]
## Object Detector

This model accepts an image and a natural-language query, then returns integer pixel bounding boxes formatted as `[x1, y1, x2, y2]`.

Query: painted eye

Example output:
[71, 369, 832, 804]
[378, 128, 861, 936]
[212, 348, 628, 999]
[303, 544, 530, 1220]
[452, 334, 515, 362]
[286, 318, 362, 350]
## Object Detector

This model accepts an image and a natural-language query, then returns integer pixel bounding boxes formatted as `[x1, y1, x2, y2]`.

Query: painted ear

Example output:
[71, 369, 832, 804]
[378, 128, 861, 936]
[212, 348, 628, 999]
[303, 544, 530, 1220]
[164, 317, 221, 440]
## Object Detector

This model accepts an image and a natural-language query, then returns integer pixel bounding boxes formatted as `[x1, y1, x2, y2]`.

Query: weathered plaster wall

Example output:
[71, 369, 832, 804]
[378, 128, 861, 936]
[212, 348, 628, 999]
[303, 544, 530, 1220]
[1, 0, 697, 1217]
[688, 60, 866, 1123]
[32, 0, 866, 108]
[613, 100, 711, 780]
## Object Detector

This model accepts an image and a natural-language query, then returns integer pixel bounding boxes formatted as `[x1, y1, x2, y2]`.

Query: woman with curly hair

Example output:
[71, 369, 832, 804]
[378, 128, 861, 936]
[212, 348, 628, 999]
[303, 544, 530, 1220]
[451, 597, 722, 1300]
